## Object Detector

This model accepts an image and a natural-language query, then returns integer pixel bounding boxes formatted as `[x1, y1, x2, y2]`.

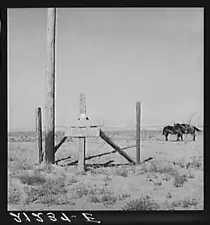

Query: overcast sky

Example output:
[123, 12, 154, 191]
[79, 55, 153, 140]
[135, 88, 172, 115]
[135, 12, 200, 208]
[8, 8, 203, 131]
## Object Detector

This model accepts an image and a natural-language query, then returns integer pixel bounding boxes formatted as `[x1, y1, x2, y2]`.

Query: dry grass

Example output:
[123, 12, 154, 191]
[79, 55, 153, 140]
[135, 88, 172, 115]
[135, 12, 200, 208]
[90, 167, 109, 176]
[189, 156, 202, 169]
[8, 184, 21, 204]
[17, 160, 34, 171]
[122, 195, 199, 211]
[180, 198, 198, 208]
[74, 184, 118, 205]
[66, 176, 78, 185]
[89, 192, 117, 205]
[140, 161, 176, 175]
[118, 192, 131, 200]
[122, 195, 160, 211]
[173, 156, 202, 170]
[24, 177, 69, 205]
[173, 172, 188, 187]
[8, 130, 203, 211]
[75, 184, 90, 198]
[16, 170, 46, 186]
[169, 197, 198, 208]
[113, 167, 128, 177]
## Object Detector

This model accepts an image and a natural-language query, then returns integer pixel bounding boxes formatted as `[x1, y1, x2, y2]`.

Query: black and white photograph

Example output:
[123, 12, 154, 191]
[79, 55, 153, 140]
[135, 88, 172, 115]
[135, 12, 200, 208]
[8, 7, 203, 213]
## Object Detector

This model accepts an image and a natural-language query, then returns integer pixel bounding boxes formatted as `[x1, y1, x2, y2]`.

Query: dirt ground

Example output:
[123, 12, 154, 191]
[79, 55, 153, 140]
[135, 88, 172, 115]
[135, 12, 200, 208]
[8, 130, 203, 211]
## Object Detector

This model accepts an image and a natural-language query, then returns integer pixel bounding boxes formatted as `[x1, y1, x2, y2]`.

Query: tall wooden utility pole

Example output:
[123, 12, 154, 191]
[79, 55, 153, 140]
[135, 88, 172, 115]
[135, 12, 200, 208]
[44, 8, 56, 164]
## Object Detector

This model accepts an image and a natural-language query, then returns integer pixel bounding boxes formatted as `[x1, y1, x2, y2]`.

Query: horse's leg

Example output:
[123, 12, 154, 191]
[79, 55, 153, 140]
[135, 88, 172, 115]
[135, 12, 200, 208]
[181, 134, 183, 141]
[165, 133, 168, 141]
[192, 131, 196, 141]
[177, 134, 180, 141]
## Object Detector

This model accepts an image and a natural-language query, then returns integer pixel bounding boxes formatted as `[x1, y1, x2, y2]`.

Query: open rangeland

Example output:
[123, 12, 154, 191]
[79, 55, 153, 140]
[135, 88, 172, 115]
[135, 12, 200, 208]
[8, 129, 203, 211]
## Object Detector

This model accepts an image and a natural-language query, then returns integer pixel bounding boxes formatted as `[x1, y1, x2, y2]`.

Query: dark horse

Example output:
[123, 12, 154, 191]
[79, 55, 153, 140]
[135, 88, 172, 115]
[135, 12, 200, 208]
[162, 125, 183, 141]
[174, 123, 201, 141]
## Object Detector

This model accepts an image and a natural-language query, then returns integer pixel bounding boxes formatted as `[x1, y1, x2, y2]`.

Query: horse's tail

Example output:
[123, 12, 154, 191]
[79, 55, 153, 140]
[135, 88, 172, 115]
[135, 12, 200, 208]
[194, 126, 201, 132]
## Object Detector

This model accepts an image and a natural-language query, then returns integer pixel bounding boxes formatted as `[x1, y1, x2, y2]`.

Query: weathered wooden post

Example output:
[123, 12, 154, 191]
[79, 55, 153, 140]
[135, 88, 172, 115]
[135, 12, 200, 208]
[36, 107, 43, 164]
[136, 102, 141, 164]
[78, 93, 87, 172]
[44, 8, 56, 165]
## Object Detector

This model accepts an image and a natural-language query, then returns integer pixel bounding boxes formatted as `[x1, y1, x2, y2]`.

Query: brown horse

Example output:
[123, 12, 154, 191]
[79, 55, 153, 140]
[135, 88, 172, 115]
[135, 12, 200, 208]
[174, 123, 201, 141]
[162, 125, 183, 141]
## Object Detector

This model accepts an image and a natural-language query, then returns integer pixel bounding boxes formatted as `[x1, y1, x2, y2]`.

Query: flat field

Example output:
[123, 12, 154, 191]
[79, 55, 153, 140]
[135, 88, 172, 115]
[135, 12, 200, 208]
[8, 129, 203, 210]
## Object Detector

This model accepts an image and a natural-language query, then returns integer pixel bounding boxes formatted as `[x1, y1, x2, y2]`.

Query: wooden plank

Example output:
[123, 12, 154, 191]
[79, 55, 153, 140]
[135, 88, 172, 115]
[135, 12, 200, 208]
[44, 8, 56, 165]
[136, 102, 141, 164]
[36, 107, 43, 164]
[99, 129, 135, 164]
[65, 126, 100, 137]
[54, 136, 67, 154]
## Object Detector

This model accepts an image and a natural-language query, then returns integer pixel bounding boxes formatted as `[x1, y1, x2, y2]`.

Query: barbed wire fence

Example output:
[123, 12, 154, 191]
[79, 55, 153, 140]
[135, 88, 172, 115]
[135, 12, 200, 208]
[8, 123, 204, 148]
[8, 123, 204, 164]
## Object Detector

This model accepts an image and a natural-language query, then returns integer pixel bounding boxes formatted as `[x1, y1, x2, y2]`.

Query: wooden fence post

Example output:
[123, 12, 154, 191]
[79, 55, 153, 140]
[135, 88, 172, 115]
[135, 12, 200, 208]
[44, 8, 56, 165]
[136, 102, 141, 164]
[36, 107, 43, 164]
[78, 93, 87, 172]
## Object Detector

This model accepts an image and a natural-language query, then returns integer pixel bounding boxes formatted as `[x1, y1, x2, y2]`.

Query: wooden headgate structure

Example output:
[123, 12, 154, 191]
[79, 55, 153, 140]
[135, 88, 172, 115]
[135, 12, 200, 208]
[36, 93, 141, 172]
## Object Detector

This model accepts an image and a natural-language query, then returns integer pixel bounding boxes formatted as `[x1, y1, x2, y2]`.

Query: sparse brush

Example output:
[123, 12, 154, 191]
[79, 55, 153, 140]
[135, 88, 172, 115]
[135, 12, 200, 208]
[141, 162, 176, 175]
[119, 192, 131, 200]
[174, 160, 187, 169]
[170, 197, 198, 209]
[104, 175, 112, 186]
[8, 185, 21, 204]
[187, 170, 195, 179]
[173, 173, 188, 187]
[122, 196, 160, 211]
[181, 198, 198, 208]
[17, 171, 46, 186]
[87, 186, 117, 205]
[114, 167, 128, 177]
[66, 176, 78, 185]
[76, 185, 89, 197]
[161, 200, 175, 210]
[95, 187, 113, 196]
[9, 154, 17, 162]
[88, 189, 117, 205]
[36, 164, 53, 173]
[18, 161, 34, 170]
[189, 156, 202, 169]
[90, 168, 109, 176]
[162, 174, 171, 181]
[76, 170, 87, 176]
[89, 195, 101, 203]
[101, 194, 117, 205]
[130, 166, 137, 174]
[166, 191, 172, 199]
[25, 178, 67, 205]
